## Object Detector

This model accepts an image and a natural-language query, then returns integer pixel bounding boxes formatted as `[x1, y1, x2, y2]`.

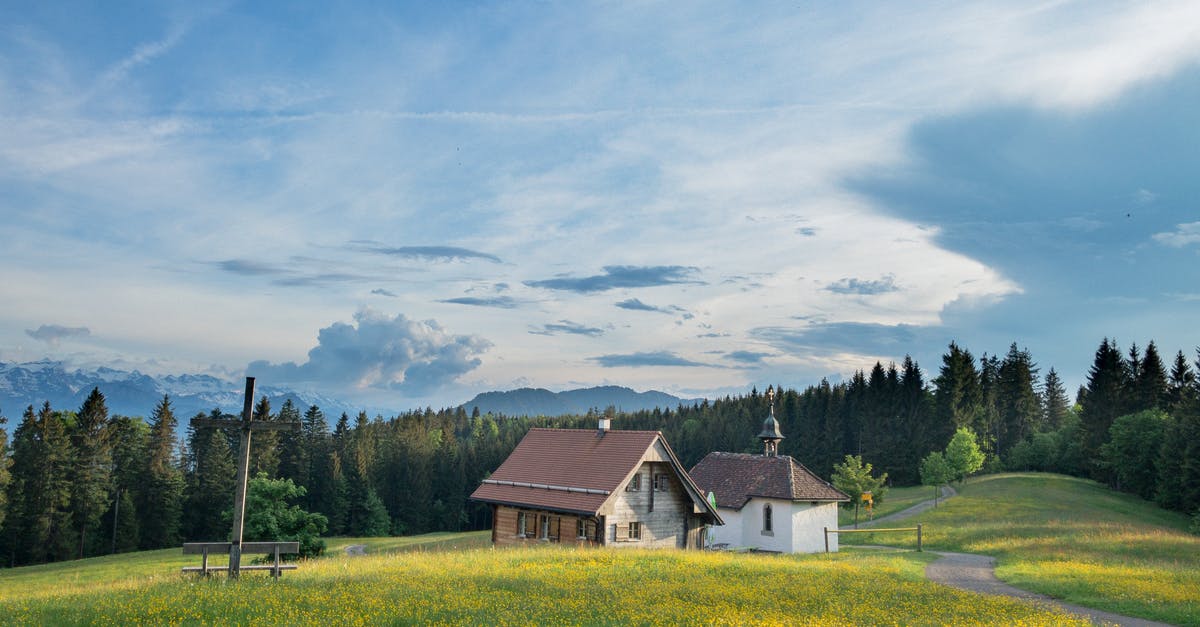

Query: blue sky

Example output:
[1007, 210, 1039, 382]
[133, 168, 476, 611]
[2, 1, 1198, 409]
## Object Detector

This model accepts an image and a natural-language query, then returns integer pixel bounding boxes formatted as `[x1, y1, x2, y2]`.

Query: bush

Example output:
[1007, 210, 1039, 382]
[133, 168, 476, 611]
[242, 474, 328, 558]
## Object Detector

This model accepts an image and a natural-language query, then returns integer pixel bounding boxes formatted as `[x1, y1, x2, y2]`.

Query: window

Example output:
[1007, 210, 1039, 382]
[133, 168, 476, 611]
[654, 474, 669, 491]
[523, 511, 536, 537]
[577, 519, 587, 539]
[626, 473, 641, 491]
[628, 521, 642, 541]
[517, 512, 527, 537]
[763, 503, 773, 534]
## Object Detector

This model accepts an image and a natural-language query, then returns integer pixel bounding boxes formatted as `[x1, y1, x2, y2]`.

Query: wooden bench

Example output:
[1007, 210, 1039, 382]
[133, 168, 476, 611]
[182, 542, 300, 580]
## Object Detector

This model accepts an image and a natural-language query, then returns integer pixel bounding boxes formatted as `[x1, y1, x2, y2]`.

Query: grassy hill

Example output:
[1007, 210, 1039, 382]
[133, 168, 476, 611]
[1, 473, 1195, 625]
[843, 472, 1199, 625]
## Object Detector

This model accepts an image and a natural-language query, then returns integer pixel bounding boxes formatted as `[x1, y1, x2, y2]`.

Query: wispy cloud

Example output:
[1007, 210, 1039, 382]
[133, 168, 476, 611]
[351, 242, 502, 263]
[825, 275, 899, 295]
[614, 298, 690, 316]
[442, 296, 520, 309]
[525, 266, 702, 293]
[752, 322, 929, 355]
[1153, 222, 1200, 247]
[590, 351, 710, 368]
[371, 288, 398, 297]
[25, 324, 91, 346]
[727, 350, 772, 365]
[530, 320, 605, 337]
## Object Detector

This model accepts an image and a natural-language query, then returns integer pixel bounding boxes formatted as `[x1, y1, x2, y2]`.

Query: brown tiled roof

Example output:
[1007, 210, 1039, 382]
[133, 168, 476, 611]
[688, 452, 849, 510]
[469, 428, 663, 515]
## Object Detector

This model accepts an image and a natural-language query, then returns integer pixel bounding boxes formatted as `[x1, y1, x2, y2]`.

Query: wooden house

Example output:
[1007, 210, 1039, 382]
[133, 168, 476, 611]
[688, 397, 849, 553]
[469, 419, 722, 549]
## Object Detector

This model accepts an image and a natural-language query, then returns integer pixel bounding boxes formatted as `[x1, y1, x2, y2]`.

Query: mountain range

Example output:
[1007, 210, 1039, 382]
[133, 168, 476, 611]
[0, 360, 701, 428]
[0, 360, 357, 425]
[459, 385, 702, 417]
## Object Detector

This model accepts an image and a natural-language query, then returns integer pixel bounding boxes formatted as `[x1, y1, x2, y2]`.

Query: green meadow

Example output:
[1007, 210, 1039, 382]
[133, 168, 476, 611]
[843, 472, 1200, 626]
[0, 473, 1194, 625]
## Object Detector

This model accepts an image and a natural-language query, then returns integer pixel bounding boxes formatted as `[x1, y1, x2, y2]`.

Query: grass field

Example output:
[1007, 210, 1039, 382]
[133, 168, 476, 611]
[844, 473, 1200, 626]
[0, 473, 1194, 625]
[1, 540, 1090, 625]
[836, 483, 936, 527]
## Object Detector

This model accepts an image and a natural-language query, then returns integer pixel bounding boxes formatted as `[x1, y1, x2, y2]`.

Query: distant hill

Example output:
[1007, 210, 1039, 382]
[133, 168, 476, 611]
[0, 360, 360, 429]
[460, 385, 703, 417]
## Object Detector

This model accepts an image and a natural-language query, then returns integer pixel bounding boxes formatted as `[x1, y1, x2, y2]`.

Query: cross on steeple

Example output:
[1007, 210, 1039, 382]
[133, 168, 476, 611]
[190, 377, 300, 578]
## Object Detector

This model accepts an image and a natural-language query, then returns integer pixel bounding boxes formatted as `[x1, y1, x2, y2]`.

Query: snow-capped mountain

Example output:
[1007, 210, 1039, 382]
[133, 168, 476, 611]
[0, 361, 361, 430]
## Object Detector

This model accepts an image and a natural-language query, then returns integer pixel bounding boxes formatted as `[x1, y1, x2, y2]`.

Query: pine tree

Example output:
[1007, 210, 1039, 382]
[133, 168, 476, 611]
[69, 388, 113, 558]
[1167, 350, 1197, 415]
[276, 399, 305, 488]
[977, 353, 1002, 457]
[933, 342, 982, 438]
[1133, 341, 1169, 412]
[249, 396, 279, 477]
[138, 396, 184, 549]
[1041, 368, 1070, 431]
[996, 343, 1039, 459]
[7, 403, 74, 564]
[1079, 338, 1132, 477]
[101, 416, 147, 553]
[188, 427, 237, 541]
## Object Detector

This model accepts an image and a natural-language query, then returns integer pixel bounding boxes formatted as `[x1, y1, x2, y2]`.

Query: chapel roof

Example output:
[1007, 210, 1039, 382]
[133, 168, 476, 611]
[688, 452, 849, 510]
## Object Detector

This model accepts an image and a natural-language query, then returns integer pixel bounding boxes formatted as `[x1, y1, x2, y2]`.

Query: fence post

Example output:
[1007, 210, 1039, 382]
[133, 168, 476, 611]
[917, 524, 923, 552]
[824, 527, 829, 553]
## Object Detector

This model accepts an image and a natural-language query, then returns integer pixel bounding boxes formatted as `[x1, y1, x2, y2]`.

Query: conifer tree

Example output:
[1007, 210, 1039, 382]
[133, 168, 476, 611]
[185, 427, 237, 541]
[1167, 350, 1197, 414]
[249, 396, 279, 478]
[7, 403, 74, 564]
[997, 344, 1039, 458]
[1133, 341, 1169, 412]
[69, 388, 113, 558]
[1042, 368, 1070, 430]
[138, 396, 184, 549]
[1079, 338, 1131, 476]
[933, 342, 982, 437]
[276, 399, 305, 487]
[101, 416, 146, 553]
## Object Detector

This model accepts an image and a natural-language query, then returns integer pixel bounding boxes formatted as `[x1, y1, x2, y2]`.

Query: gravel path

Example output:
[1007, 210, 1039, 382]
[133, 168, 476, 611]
[925, 551, 1170, 626]
[858, 486, 1172, 626]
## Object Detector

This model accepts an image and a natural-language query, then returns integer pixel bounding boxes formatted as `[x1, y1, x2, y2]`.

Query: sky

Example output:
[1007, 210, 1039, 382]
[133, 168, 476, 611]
[2, 1, 1199, 411]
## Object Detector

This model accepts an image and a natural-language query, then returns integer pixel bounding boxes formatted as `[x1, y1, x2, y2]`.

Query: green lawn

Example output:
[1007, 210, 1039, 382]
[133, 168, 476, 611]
[851, 472, 1200, 626]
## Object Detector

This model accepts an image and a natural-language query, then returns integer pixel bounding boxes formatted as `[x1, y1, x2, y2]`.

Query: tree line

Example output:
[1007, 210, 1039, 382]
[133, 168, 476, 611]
[1, 337, 1198, 567]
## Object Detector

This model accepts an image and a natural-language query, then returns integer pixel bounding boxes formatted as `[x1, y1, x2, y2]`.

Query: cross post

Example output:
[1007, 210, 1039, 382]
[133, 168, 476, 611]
[190, 376, 300, 578]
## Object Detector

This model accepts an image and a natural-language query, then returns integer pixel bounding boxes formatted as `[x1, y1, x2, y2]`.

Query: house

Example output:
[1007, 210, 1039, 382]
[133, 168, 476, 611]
[469, 418, 722, 549]
[688, 394, 849, 553]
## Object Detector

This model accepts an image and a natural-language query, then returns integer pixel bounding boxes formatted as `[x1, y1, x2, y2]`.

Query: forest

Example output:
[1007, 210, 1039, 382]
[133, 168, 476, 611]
[1, 337, 1198, 567]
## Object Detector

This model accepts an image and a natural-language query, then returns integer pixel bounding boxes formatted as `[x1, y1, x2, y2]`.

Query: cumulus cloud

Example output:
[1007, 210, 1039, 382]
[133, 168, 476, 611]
[1153, 222, 1200, 247]
[351, 242, 502, 263]
[825, 275, 899, 295]
[590, 351, 709, 368]
[247, 309, 490, 395]
[25, 324, 91, 346]
[524, 265, 702, 293]
[530, 320, 605, 337]
[442, 296, 520, 309]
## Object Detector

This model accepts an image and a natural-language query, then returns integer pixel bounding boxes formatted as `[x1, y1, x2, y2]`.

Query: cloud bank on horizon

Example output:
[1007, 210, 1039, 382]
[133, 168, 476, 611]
[1, 1, 1198, 409]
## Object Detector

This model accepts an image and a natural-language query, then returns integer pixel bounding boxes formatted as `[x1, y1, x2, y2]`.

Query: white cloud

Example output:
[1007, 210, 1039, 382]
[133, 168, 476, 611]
[1153, 222, 1200, 247]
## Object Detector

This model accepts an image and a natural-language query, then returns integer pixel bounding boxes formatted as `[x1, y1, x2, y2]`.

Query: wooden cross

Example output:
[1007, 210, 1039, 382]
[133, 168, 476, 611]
[191, 377, 300, 578]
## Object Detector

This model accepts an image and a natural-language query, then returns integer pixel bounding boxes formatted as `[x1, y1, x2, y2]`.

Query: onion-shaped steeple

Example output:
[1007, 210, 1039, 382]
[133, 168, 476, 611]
[758, 387, 784, 457]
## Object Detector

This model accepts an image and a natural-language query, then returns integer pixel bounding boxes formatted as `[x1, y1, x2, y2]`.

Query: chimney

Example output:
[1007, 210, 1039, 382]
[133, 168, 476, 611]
[597, 417, 611, 435]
